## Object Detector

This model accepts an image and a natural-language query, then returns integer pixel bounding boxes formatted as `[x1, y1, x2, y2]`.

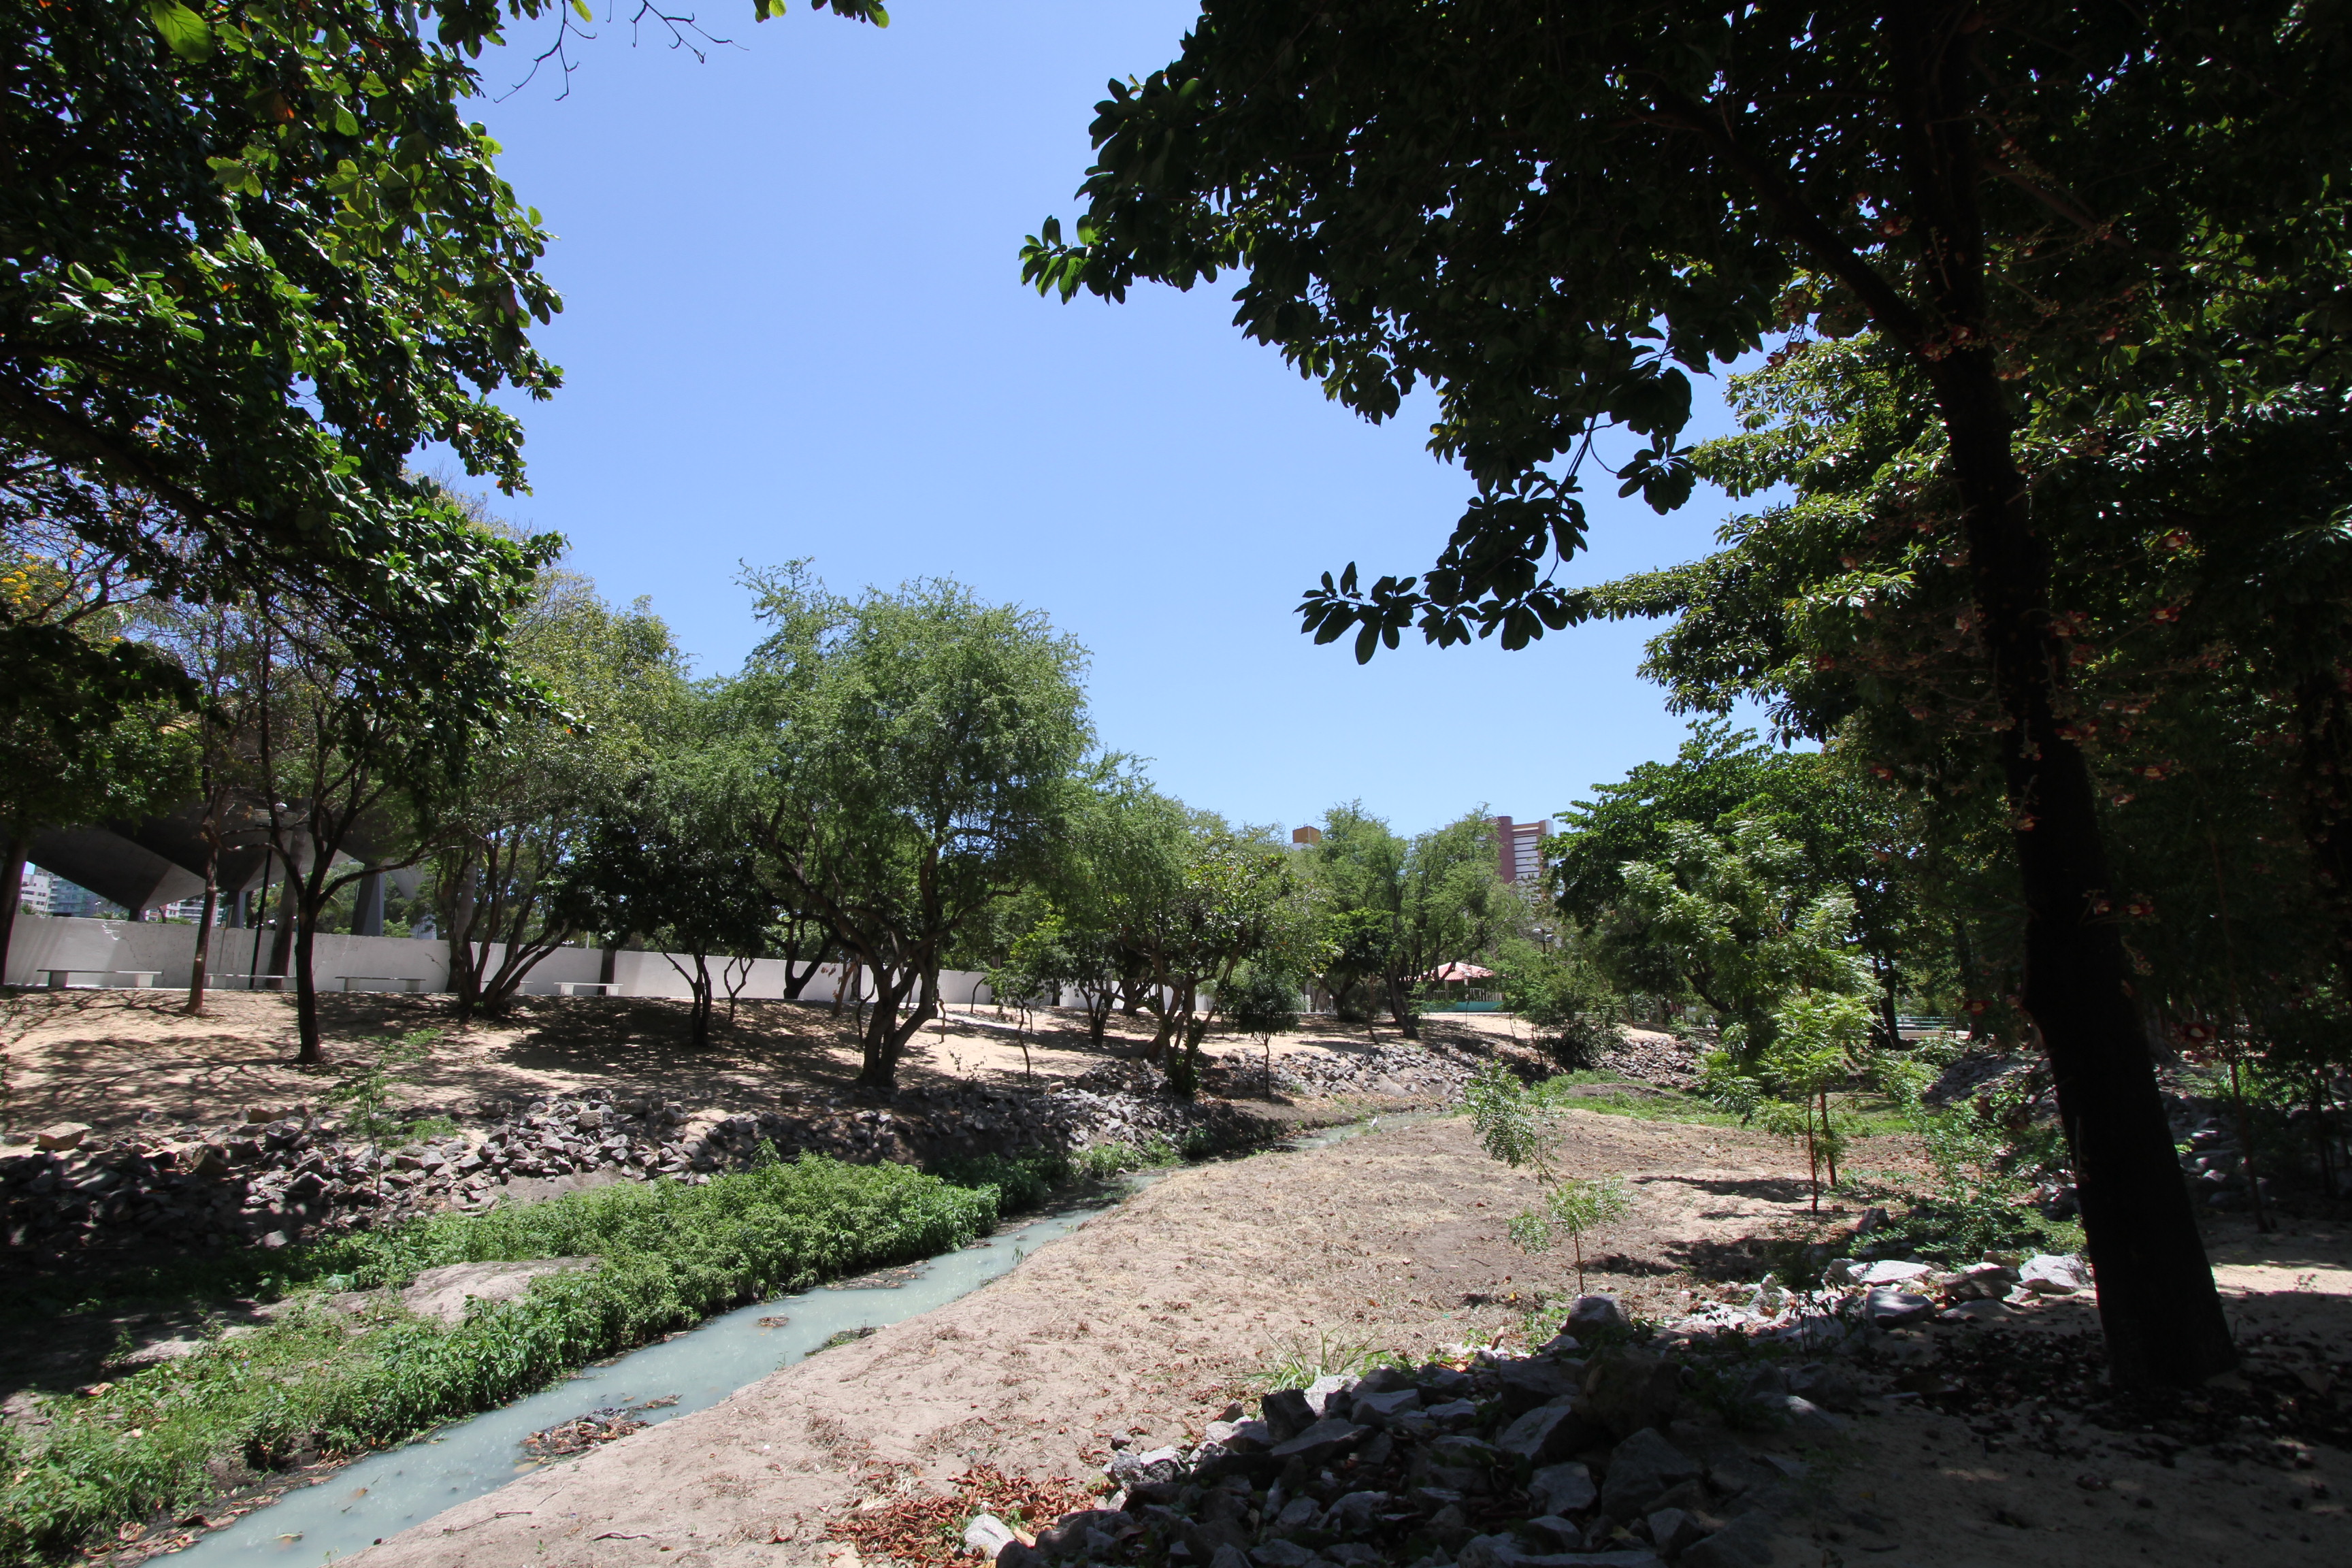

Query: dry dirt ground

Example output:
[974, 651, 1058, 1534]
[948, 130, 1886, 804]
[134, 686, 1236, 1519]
[0, 990, 1515, 1142]
[326, 1115, 2352, 1568]
[7, 993, 2345, 1568]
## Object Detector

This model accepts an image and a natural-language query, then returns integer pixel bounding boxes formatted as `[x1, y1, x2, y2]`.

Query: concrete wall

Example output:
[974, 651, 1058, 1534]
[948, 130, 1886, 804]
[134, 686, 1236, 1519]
[4, 914, 996, 1005]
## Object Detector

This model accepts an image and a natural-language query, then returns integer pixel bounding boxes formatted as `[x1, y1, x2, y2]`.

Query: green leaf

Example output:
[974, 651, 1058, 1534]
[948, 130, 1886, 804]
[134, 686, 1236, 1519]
[333, 105, 360, 136]
[146, 0, 213, 61]
[571, 0, 593, 19]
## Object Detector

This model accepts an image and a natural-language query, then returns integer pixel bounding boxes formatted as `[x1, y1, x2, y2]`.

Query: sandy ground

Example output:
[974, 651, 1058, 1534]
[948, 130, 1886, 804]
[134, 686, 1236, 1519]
[338, 1113, 2352, 1568]
[0, 990, 1519, 1143]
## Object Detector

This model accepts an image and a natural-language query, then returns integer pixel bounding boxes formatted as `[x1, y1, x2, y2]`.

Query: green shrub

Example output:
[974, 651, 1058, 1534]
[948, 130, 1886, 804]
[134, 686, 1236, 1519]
[0, 1156, 994, 1567]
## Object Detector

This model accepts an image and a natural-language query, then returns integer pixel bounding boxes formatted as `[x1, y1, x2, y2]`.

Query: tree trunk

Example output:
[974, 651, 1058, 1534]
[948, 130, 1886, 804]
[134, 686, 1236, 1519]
[857, 962, 936, 1090]
[1874, 12, 2234, 1390]
[1384, 970, 1419, 1041]
[186, 834, 220, 1017]
[0, 819, 26, 985]
[293, 900, 322, 1064]
[268, 873, 299, 983]
[2290, 669, 2352, 986]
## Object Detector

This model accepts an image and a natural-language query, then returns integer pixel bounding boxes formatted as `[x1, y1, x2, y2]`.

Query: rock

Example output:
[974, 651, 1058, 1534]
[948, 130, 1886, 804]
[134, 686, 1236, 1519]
[1304, 1372, 1360, 1416]
[1260, 1388, 1314, 1443]
[1529, 1462, 1596, 1516]
[1270, 1497, 1320, 1535]
[1250, 1542, 1317, 1568]
[399, 1257, 600, 1325]
[33, 1122, 90, 1152]
[244, 1107, 279, 1125]
[1855, 1260, 1931, 1285]
[258, 1230, 289, 1249]
[1269, 1417, 1369, 1467]
[1459, 1538, 1661, 1568]
[1497, 1401, 1602, 1465]
[1680, 1509, 1778, 1568]
[1522, 1516, 1583, 1550]
[1863, 1286, 1935, 1326]
[1205, 1418, 1273, 1451]
[1772, 1394, 1844, 1432]
[1786, 1362, 1861, 1414]
[1325, 1490, 1389, 1533]
[1599, 1428, 1701, 1519]
[1109, 1446, 1186, 1486]
[1647, 1507, 1709, 1555]
[965, 1515, 1020, 1560]
[1496, 1358, 1583, 1417]
[1209, 1549, 1252, 1568]
[1324, 1546, 1383, 1568]
[1705, 1454, 1778, 1499]
[1582, 1349, 1682, 1437]
[1938, 1299, 2015, 1322]
[1567, 1294, 1629, 1335]
[2019, 1253, 2091, 1294]
[1350, 1387, 1424, 1426]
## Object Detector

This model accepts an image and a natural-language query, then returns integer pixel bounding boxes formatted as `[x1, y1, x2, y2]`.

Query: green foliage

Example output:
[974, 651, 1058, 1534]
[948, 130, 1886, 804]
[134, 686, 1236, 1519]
[0, 1155, 990, 1565]
[1307, 804, 1512, 1037]
[321, 1028, 440, 1145]
[1465, 1064, 1631, 1292]
[1857, 1054, 2057, 1264]
[1493, 938, 1624, 1068]
[1595, 817, 1869, 1050]
[732, 570, 1094, 1088]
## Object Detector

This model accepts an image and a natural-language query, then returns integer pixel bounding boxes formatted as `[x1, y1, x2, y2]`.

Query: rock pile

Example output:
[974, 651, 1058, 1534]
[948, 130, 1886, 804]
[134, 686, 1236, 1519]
[969, 1301, 1817, 1568]
[0, 1071, 1273, 1254]
[1258, 1043, 1481, 1102]
[1584, 1033, 1703, 1090]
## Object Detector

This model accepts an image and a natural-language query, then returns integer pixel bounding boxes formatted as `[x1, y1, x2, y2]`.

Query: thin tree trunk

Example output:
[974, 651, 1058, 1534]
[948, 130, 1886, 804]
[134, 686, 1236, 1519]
[185, 834, 219, 1016]
[1384, 970, 1419, 1041]
[293, 896, 323, 1064]
[0, 819, 26, 985]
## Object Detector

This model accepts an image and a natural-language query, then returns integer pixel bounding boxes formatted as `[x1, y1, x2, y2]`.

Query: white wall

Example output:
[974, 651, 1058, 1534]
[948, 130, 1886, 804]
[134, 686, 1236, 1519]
[5, 914, 996, 1005]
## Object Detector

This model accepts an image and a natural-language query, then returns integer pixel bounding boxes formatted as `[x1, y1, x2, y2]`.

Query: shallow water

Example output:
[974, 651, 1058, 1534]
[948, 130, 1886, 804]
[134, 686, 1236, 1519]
[165, 1118, 1414, 1565]
[166, 1198, 1119, 1566]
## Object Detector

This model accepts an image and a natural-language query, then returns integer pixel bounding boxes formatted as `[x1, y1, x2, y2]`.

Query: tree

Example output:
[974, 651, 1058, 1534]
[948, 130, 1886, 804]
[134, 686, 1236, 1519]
[1705, 991, 1875, 1213]
[1111, 817, 1310, 1096]
[1592, 817, 1868, 1053]
[1466, 1062, 1631, 1296]
[434, 554, 690, 1018]
[557, 772, 774, 1046]
[1311, 804, 1511, 1039]
[4, 2, 892, 738]
[249, 601, 481, 1062]
[1019, 1, 2338, 1385]
[736, 572, 1093, 1091]
[1223, 962, 1303, 1096]
[0, 539, 195, 965]
[1552, 723, 1931, 1044]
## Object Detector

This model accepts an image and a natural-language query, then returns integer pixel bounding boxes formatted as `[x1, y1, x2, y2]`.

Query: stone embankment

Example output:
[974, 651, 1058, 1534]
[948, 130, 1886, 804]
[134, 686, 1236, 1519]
[0, 1037, 1487, 1255]
[964, 1257, 2111, 1568]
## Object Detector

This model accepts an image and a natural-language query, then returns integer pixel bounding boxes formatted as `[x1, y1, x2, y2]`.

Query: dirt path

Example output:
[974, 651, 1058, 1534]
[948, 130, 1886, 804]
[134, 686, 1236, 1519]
[342, 1110, 2351, 1568]
[312, 1117, 1771, 1562]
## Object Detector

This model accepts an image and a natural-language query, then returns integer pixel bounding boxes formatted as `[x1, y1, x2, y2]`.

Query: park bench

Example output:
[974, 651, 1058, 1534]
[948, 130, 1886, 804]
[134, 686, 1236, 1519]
[206, 973, 289, 990]
[552, 981, 615, 996]
[42, 969, 162, 990]
[337, 975, 425, 993]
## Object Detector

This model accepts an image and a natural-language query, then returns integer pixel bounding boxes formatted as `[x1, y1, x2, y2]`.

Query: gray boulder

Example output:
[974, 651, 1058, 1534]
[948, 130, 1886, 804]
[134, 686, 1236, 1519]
[1680, 1509, 1778, 1568]
[1567, 1294, 1629, 1335]
[1260, 1388, 1314, 1442]
[1529, 1461, 1597, 1516]
[1304, 1372, 1361, 1416]
[1269, 1417, 1369, 1467]
[1496, 1358, 1584, 1416]
[1350, 1387, 1424, 1427]
[1497, 1401, 1602, 1466]
[1599, 1427, 1701, 1518]
[1582, 1349, 1682, 1437]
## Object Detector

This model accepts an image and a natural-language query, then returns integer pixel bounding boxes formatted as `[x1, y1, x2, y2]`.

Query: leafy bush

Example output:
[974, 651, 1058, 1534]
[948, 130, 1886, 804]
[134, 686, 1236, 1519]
[1495, 943, 1624, 1068]
[0, 1156, 995, 1567]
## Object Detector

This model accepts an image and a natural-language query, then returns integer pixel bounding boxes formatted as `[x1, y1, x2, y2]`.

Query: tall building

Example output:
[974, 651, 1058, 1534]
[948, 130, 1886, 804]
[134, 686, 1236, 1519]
[23, 867, 124, 919]
[1490, 816, 1550, 885]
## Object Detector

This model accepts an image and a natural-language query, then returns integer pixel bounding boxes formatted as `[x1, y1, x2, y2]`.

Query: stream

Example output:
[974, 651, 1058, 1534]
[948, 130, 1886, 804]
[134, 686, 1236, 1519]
[163, 1120, 1392, 1566]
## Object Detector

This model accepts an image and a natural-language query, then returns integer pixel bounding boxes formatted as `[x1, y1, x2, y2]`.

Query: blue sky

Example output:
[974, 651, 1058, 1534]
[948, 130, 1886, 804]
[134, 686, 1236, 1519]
[465, 1, 1767, 836]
